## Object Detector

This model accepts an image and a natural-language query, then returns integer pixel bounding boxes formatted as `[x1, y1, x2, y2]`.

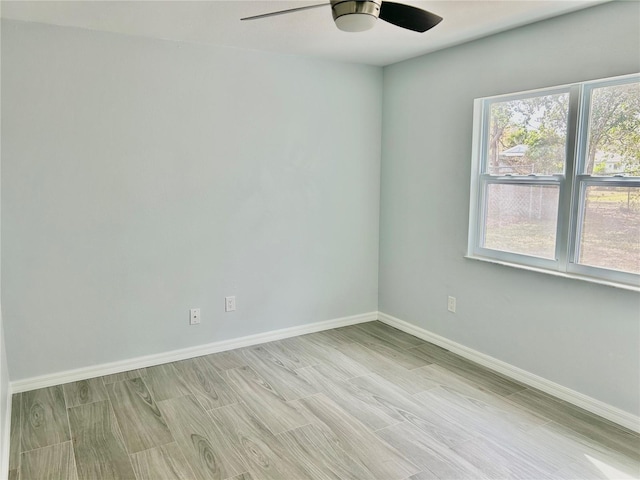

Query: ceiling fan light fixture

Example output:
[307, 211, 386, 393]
[335, 13, 377, 32]
[331, 0, 381, 32]
[241, 0, 443, 35]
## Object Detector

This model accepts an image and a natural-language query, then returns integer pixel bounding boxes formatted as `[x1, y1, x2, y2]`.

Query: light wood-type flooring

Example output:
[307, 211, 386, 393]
[7, 321, 640, 479]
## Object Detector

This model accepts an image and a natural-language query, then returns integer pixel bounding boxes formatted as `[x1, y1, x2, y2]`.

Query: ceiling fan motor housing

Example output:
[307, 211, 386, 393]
[330, 0, 382, 32]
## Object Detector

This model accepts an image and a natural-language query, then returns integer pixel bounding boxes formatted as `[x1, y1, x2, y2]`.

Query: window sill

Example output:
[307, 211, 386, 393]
[464, 255, 640, 293]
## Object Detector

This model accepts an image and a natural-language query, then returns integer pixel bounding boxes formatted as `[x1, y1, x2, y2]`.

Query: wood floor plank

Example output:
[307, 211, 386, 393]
[296, 335, 371, 380]
[68, 400, 136, 479]
[335, 342, 438, 394]
[101, 369, 147, 385]
[227, 473, 254, 480]
[350, 332, 431, 370]
[9, 393, 21, 470]
[525, 421, 640, 477]
[157, 395, 247, 480]
[411, 386, 546, 448]
[129, 442, 196, 480]
[326, 325, 371, 343]
[299, 393, 420, 480]
[376, 421, 489, 479]
[341, 326, 430, 370]
[174, 356, 239, 410]
[262, 337, 321, 370]
[348, 373, 477, 447]
[308, 328, 357, 347]
[142, 363, 192, 402]
[203, 350, 247, 372]
[106, 378, 174, 453]
[508, 387, 640, 460]
[20, 441, 78, 480]
[107, 378, 173, 453]
[239, 345, 319, 400]
[208, 402, 313, 480]
[21, 386, 70, 451]
[63, 378, 109, 408]
[409, 471, 438, 480]
[277, 423, 377, 480]
[409, 342, 527, 397]
[356, 321, 425, 349]
[451, 435, 555, 479]
[454, 419, 572, 478]
[417, 364, 549, 433]
[297, 366, 401, 431]
[554, 459, 639, 480]
[224, 365, 310, 435]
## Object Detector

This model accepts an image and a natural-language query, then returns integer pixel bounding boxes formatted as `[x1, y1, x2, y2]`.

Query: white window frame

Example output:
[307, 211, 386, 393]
[468, 73, 640, 290]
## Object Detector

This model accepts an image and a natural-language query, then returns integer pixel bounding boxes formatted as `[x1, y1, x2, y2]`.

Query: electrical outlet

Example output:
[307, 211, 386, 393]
[189, 308, 201, 325]
[447, 296, 456, 313]
[225, 296, 236, 312]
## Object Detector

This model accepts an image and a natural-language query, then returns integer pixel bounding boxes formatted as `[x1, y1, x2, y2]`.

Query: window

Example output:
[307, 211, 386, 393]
[468, 74, 640, 288]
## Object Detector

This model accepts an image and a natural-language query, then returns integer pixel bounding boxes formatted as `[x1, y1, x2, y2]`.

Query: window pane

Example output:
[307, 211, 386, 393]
[486, 93, 569, 175]
[577, 186, 640, 274]
[585, 81, 640, 176]
[483, 184, 559, 259]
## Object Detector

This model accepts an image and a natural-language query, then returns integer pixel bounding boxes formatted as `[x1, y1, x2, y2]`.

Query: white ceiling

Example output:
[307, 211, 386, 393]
[0, 0, 606, 66]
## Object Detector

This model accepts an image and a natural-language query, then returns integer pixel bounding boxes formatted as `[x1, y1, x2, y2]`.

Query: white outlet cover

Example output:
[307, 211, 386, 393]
[225, 296, 236, 312]
[447, 296, 456, 313]
[190, 308, 201, 325]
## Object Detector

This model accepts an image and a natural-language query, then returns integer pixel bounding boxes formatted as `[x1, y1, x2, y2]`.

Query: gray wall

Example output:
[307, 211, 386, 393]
[1, 20, 382, 381]
[379, 1, 640, 416]
[0, 14, 9, 476]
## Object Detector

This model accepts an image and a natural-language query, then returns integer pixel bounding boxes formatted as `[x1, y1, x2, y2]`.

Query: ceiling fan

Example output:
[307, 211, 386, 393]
[241, 0, 443, 33]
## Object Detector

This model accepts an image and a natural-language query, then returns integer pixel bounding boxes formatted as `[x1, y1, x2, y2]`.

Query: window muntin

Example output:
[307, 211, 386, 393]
[469, 74, 640, 288]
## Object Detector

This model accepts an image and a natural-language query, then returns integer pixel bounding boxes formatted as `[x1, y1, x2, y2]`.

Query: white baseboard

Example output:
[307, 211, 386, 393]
[377, 312, 640, 434]
[10, 311, 377, 394]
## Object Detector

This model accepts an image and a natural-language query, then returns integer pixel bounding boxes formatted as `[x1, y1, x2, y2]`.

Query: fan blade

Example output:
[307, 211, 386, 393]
[379, 1, 442, 32]
[241, 3, 328, 21]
